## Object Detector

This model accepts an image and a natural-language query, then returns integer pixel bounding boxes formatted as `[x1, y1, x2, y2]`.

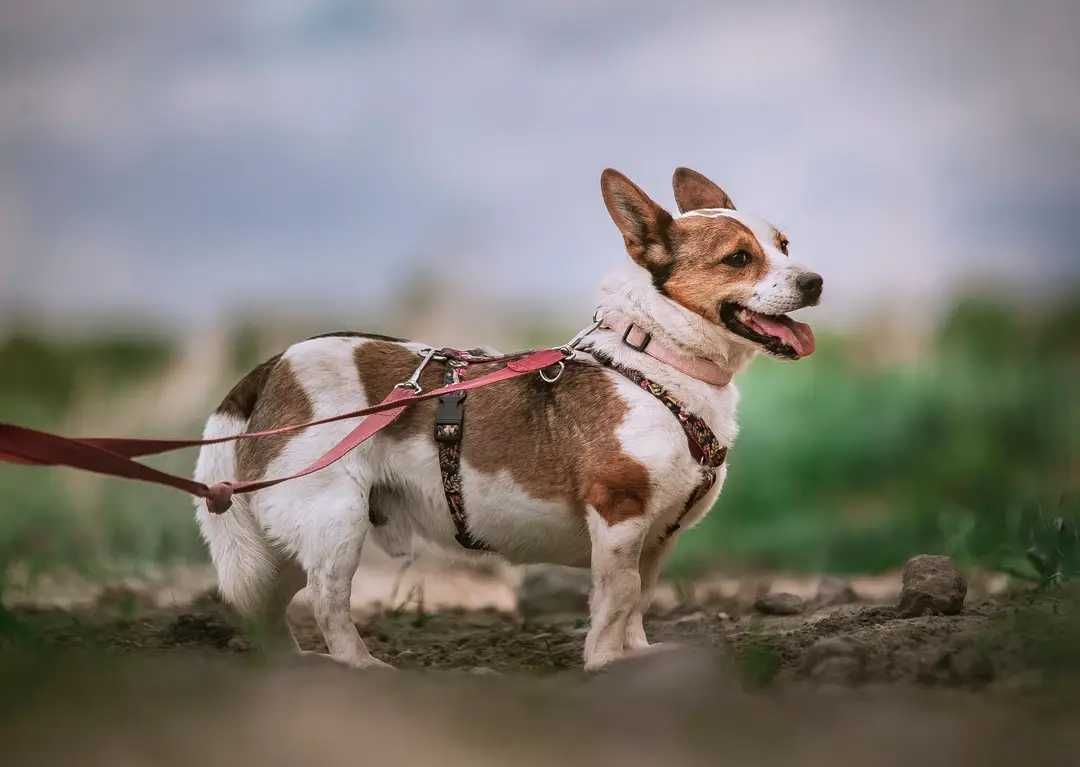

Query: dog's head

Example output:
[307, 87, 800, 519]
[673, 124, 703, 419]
[600, 167, 821, 360]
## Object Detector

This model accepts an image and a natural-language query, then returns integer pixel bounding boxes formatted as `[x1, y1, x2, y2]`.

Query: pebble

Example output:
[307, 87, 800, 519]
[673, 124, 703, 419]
[753, 592, 805, 616]
[897, 555, 967, 617]
[814, 576, 857, 608]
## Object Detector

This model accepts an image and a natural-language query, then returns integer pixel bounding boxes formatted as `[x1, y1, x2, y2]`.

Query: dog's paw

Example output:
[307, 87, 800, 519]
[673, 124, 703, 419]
[585, 642, 686, 672]
[584, 655, 617, 673]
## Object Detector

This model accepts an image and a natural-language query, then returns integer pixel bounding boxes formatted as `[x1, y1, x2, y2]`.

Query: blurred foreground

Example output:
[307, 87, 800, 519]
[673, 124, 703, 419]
[3, 574, 1079, 766]
[6, 652, 1077, 767]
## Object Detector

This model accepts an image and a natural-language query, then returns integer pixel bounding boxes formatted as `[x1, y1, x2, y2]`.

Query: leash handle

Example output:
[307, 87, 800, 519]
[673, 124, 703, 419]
[0, 348, 567, 513]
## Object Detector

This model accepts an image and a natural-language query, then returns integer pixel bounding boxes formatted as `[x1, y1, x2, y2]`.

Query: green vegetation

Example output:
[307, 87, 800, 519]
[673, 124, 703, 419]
[1, 295, 1078, 582]
[671, 296, 1080, 575]
[0, 330, 200, 581]
[0, 331, 174, 426]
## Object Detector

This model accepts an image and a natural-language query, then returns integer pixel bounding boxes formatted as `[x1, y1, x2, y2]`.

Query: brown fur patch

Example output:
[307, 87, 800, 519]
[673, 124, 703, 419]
[600, 169, 676, 290]
[662, 216, 770, 321]
[672, 166, 736, 212]
[353, 342, 650, 525]
[235, 358, 314, 482]
[774, 230, 789, 255]
[215, 354, 282, 419]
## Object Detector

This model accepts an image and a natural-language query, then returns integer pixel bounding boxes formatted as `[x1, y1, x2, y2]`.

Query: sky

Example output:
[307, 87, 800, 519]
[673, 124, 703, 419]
[2, 0, 1079, 331]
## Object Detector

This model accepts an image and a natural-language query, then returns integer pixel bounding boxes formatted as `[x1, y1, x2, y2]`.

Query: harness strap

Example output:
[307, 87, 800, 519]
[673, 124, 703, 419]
[0, 348, 567, 515]
[588, 350, 728, 541]
[434, 364, 489, 551]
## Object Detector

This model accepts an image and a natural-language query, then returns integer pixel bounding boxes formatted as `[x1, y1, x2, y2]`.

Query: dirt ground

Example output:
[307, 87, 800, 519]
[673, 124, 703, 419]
[3, 570, 1072, 690]
[4, 568, 1080, 766]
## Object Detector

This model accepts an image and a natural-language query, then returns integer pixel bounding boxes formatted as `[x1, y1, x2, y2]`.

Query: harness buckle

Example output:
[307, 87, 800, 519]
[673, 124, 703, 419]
[434, 365, 465, 443]
[621, 324, 652, 353]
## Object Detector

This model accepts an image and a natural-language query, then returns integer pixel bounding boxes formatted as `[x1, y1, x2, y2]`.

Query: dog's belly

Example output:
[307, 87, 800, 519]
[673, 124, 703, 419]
[460, 463, 591, 566]
[369, 436, 590, 567]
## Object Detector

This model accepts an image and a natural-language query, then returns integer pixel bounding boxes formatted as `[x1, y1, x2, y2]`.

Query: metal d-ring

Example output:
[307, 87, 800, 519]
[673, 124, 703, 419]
[542, 310, 604, 383]
[539, 360, 565, 384]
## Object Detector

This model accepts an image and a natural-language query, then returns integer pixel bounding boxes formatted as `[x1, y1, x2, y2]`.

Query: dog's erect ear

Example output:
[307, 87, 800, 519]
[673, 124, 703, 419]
[672, 167, 735, 213]
[600, 169, 675, 278]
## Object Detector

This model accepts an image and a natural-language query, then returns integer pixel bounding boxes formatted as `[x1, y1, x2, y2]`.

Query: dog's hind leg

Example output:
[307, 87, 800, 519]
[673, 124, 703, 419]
[248, 558, 306, 655]
[297, 489, 391, 670]
[583, 509, 649, 671]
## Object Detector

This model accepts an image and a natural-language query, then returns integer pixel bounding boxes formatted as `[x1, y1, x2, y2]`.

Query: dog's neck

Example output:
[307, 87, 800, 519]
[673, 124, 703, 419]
[583, 264, 756, 426]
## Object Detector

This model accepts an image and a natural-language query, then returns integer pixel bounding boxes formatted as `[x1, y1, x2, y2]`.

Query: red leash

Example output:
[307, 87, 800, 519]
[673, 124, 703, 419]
[0, 348, 566, 515]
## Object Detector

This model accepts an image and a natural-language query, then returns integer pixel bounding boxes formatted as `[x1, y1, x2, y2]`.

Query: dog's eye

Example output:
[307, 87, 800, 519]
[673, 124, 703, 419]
[721, 251, 751, 268]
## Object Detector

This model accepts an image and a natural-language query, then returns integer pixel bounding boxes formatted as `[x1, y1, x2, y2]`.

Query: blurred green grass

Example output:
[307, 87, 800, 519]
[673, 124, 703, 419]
[0, 331, 201, 581]
[1, 295, 1078, 581]
[672, 296, 1080, 575]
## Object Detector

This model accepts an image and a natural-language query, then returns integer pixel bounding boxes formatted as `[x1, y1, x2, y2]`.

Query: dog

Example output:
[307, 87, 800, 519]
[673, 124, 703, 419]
[193, 167, 821, 670]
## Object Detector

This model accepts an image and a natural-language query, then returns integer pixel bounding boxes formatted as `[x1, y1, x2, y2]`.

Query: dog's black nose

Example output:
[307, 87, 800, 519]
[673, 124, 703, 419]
[796, 272, 823, 304]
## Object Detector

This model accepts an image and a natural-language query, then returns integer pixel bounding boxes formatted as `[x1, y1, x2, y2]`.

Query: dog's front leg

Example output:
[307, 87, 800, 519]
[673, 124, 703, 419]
[625, 533, 677, 651]
[584, 509, 649, 671]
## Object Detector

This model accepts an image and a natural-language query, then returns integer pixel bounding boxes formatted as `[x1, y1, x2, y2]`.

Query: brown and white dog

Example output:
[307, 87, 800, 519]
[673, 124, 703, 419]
[193, 167, 821, 670]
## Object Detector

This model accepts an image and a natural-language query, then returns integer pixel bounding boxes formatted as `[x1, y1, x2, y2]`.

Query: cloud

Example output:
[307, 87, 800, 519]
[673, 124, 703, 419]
[1, 0, 1078, 328]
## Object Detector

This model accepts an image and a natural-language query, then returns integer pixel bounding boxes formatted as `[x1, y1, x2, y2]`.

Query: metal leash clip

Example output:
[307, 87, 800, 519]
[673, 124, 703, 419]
[541, 309, 604, 384]
[395, 347, 439, 393]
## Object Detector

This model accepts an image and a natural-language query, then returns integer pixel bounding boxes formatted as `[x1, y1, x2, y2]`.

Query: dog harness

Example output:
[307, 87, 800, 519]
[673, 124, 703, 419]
[586, 350, 728, 540]
[432, 351, 491, 551]
[429, 341, 728, 552]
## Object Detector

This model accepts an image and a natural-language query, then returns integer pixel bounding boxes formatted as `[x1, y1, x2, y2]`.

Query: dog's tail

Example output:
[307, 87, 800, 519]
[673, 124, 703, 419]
[193, 356, 282, 615]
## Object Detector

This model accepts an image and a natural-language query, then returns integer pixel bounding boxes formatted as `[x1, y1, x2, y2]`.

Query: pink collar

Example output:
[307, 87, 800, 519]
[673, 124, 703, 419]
[599, 317, 733, 388]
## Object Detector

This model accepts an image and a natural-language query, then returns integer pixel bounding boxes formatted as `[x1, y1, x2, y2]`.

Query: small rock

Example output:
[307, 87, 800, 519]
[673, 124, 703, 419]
[897, 555, 967, 617]
[754, 592, 805, 616]
[226, 635, 250, 652]
[518, 565, 591, 616]
[814, 576, 857, 608]
[802, 637, 866, 685]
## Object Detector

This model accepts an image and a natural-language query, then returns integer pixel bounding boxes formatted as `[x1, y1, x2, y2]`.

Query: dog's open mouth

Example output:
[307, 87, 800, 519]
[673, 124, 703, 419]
[719, 303, 816, 359]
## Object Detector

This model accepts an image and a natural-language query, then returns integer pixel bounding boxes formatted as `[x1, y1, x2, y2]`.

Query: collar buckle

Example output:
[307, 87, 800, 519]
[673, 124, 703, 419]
[621, 323, 652, 353]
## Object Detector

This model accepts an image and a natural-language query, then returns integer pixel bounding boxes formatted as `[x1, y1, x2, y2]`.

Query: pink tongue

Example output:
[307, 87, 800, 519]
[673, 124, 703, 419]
[749, 314, 816, 357]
